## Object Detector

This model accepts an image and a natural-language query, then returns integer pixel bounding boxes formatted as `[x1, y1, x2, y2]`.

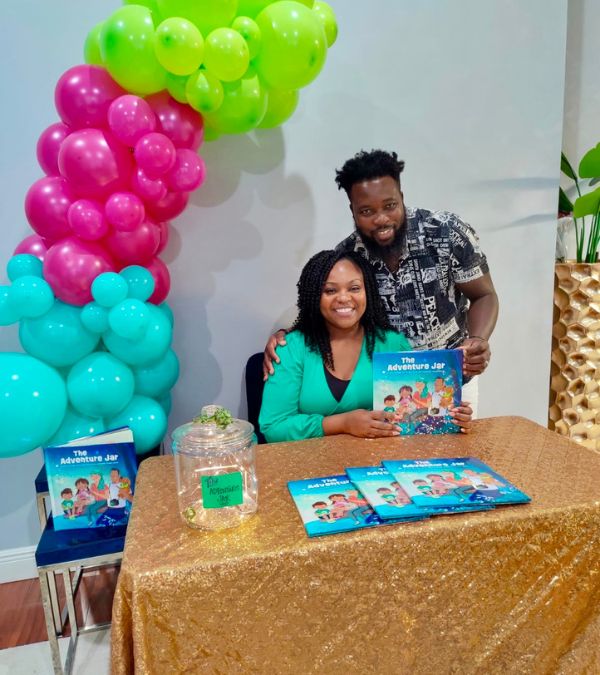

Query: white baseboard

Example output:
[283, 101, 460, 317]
[0, 545, 37, 583]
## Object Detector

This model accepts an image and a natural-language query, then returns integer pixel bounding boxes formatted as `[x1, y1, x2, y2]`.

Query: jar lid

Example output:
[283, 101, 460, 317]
[172, 405, 254, 454]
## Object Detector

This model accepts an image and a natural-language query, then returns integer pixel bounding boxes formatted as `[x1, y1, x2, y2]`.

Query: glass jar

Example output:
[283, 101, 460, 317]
[172, 405, 258, 531]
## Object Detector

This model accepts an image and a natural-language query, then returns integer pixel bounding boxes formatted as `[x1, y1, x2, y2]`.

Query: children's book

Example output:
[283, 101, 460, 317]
[373, 349, 463, 435]
[382, 458, 531, 510]
[43, 427, 138, 531]
[288, 474, 410, 537]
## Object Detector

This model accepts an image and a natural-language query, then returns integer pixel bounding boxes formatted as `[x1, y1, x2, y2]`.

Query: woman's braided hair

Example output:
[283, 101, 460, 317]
[291, 249, 396, 370]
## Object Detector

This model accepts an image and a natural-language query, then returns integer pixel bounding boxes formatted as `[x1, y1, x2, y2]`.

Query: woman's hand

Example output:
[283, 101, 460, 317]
[338, 409, 400, 438]
[449, 401, 473, 433]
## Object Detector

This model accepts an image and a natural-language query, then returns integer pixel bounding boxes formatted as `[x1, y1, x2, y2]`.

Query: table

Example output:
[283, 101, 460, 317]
[111, 416, 600, 674]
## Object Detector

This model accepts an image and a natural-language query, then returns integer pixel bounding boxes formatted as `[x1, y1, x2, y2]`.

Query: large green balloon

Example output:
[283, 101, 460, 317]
[254, 1, 327, 90]
[202, 68, 267, 134]
[108, 394, 167, 454]
[157, 0, 237, 37]
[133, 348, 179, 398]
[155, 17, 204, 76]
[20, 301, 99, 368]
[258, 88, 299, 128]
[47, 407, 106, 446]
[0, 353, 67, 457]
[100, 5, 167, 95]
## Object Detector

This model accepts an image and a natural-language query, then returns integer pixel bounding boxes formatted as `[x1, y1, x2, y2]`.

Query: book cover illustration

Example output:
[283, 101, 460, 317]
[344, 466, 431, 521]
[373, 349, 463, 435]
[382, 458, 531, 510]
[44, 428, 138, 531]
[288, 474, 395, 537]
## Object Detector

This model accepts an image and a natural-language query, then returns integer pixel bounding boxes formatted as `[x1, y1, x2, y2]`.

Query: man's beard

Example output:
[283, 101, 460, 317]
[356, 223, 405, 260]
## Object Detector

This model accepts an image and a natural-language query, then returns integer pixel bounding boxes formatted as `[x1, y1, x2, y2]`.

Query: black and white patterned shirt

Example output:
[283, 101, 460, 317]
[336, 207, 489, 351]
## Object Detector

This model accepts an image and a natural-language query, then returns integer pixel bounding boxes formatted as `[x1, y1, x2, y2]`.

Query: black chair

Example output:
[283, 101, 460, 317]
[245, 352, 267, 444]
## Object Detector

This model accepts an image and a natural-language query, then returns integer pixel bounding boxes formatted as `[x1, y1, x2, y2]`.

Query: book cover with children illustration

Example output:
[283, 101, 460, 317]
[373, 349, 463, 435]
[44, 428, 137, 531]
[382, 458, 531, 510]
[288, 474, 399, 537]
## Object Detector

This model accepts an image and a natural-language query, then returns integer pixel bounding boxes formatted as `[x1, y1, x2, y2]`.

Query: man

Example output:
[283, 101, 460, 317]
[264, 149, 498, 412]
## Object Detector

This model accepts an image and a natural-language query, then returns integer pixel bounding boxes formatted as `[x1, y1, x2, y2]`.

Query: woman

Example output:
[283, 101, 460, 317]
[259, 250, 472, 442]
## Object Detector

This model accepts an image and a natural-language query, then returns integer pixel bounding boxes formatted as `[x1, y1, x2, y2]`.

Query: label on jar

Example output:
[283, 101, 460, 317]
[201, 472, 243, 509]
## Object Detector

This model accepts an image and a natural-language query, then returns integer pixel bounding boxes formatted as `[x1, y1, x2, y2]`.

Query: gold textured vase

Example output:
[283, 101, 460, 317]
[548, 262, 600, 451]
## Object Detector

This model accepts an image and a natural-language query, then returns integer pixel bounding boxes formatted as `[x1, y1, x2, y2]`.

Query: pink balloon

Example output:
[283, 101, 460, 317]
[44, 237, 115, 305]
[14, 234, 48, 261]
[134, 133, 176, 179]
[37, 122, 70, 176]
[108, 95, 157, 146]
[58, 128, 133, 199]
[155, 222, 170, 255]
[146, 91, 204, 151]
[55, 65, 126, 129]
[67, 199, 108, 241]
[131, 167, 168, 205]
[106, 220, 160, 265]
[146, 256, 171, 304]
[105, 192, 145, 232]
[166, 149, 206, 192]
[146, 191, 189, 222]
[25, 176, 75, 241]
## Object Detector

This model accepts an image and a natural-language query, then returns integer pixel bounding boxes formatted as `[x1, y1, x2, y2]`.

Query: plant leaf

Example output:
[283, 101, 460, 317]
[573, 186, 600, 218]
[559, 187, 573, 213]
[561, 151, 577, 180]
[579, 143, 600, 179]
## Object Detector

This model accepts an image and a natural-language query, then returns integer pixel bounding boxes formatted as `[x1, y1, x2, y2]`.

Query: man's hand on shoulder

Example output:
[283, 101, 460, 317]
[459, 336, 491, 376]
[262, 329, 287, 381]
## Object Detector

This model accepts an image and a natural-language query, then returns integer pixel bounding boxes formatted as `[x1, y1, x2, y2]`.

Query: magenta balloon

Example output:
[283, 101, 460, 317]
[107, 95, 157, 146]
[105, 220, 160, 265]
[145, 190, 189, 221]
[134, 132, 176, 178]
[146, 91, 204, 150]
[44, 237, 115, 306]
[67, 199, 108, 241]
[166, 149, 206, 192]
[155, 221, 170, 255]
[37, 123, 70, 176]
[131, 167, 168, 204]
[55, 64, 126, 129]
[58, 128, 133, 199]
[105, 192, 145, 232]
[146, 256, 171, 305]
[14, 234, 48, 261]
[25, 176, 75, 241]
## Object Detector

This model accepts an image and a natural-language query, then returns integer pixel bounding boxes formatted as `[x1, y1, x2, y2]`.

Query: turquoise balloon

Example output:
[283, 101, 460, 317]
[133, 348, 179, 397]
[108, 394, 167, 453]
[104, 304, 171, 366]
[47, 407, 106, 446]
[158, 302, 174, 326]
[80, 302, 110, 334]
[120, 265, 155, 301]
[157, 391, 172, 416]
[0, 353, 67, 457]
[7, 254, 43, 281]
[0, 286, 20, 326]
[9, 276, 54, 318]
[108, 299, 150, 341]
[20, 301, 100, 367]
[67, 352, 135, 418]
[91, 272, 129, 308]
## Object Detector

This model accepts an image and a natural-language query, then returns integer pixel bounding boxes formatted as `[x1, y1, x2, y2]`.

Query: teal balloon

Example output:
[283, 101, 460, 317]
[108, 299, 150, 341]
[80, 302, 110, 334]
[120, 265, 155, 302]
[47, 407, 106, 446]
[0, 353, 67, 457]
[67, 352, 134, 418]
[9, 276, 54, 318]
[158, 302, 174, 326]
[7, 254, 43, 281]
[0, 286, 20, 326]
[108, 394, 167, 454]
[133, 348, 179, 397]
[91, 272, 128, 308]
[20, 301, 100, 367]
[103, 304, 171, 366]
[157, 391, 172, 416]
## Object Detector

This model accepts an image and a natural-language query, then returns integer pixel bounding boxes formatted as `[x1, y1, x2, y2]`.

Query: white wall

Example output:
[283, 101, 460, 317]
[0, 1, 567, 557]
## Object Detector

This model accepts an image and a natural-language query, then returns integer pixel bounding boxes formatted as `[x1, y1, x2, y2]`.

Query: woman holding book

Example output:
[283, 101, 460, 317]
[259, 250, 472, 442]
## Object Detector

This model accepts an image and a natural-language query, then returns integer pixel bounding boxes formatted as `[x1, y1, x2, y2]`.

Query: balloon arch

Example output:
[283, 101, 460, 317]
[0, 0, 337, 458]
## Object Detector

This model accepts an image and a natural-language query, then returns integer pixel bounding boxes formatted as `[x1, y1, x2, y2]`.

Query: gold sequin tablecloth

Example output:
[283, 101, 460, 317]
[111, 416, 600, 674]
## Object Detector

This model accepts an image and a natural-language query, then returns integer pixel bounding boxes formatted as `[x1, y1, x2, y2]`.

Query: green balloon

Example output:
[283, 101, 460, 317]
[108, 394, 167, 453]
[81, 302, 110, 334]
[100, 5, 167, 95]
[0, 353, 67, 457]
[186, 68, 224, 114]
[92, 272, 128, 308]
[155, 17, 204, 76]
[0, 286, 20, 326]
[9, 276, 54, 319]
[231, 16, 262, 60]
[47, 407, 106, 446]
[258, 88, 299, 128]
[108, 299, 150, 341]
[157, 0, 237, 37]
[7, 254, 43, 281]
[120, 265, 155, 302]
[203, 28, 249, 82]
[202, 67, 267, 134]
[166, 72, 190, 103]
[313, 1, 337, 47]
[133, 348, 179, 397]
[254, 1, 327, 90]
[84, 22, 104, 66]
